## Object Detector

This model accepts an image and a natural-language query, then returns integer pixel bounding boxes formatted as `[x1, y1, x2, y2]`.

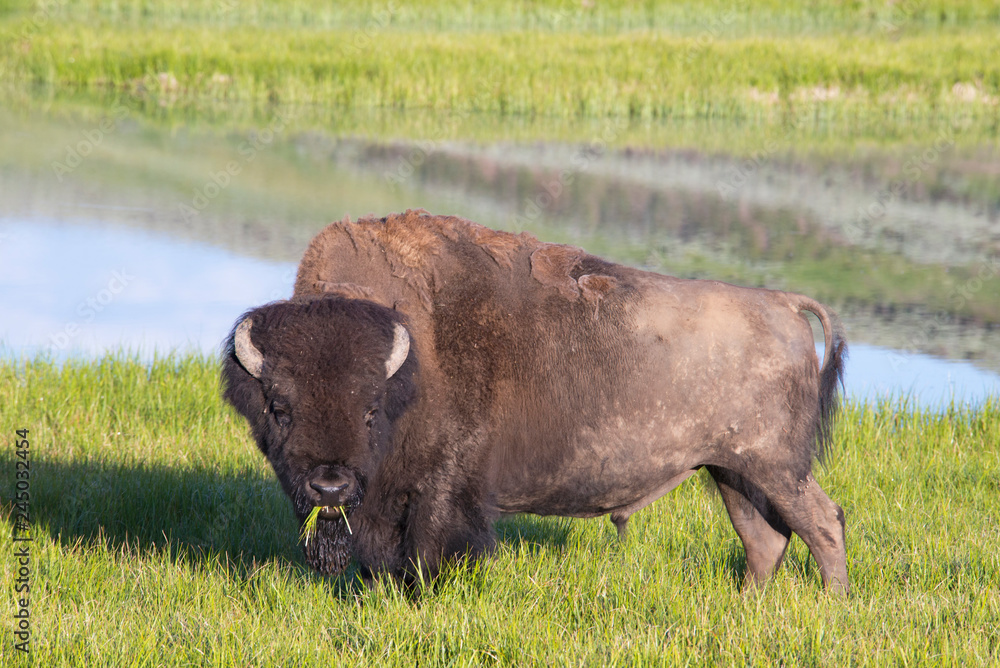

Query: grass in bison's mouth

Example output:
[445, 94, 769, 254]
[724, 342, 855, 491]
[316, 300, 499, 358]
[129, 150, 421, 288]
[299, 505, 352, 546]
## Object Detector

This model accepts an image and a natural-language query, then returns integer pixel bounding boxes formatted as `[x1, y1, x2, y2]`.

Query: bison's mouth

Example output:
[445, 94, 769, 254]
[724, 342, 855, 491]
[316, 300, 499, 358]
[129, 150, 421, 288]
[295, 467, 365, 575]
[317, 506, 346, 521]
[301, 510, 353, 575]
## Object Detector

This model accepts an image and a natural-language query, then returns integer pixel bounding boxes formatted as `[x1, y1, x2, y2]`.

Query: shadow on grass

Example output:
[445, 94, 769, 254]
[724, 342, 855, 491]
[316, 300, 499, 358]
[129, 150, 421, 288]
[1, 453, 301, 569]
[494, 514, 574, 552]
[719, 543, 749, 589]
[1, 454, 589, 595]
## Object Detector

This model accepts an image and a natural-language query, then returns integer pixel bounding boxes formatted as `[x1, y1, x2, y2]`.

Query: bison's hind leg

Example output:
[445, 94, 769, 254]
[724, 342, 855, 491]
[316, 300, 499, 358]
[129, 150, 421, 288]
[757, 472, 849, 594]
[707, 466, 791, 591]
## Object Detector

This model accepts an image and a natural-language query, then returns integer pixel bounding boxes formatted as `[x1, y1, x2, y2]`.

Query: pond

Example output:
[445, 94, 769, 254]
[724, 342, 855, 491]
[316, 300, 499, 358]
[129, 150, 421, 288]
[1, 104, 997, 408]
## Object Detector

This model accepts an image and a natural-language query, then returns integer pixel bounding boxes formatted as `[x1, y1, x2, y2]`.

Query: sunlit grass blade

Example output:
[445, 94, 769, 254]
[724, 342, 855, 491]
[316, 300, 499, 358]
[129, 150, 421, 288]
[299, 505, 351, 546]
[299, 505, 324, 546]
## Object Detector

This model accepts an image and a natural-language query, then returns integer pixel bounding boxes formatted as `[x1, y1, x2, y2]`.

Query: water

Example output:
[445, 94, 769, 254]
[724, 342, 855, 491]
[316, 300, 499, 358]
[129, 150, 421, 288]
[2, 219, 996, 408]
[820, 343, 999, 407]
[0, 219, 295, 360]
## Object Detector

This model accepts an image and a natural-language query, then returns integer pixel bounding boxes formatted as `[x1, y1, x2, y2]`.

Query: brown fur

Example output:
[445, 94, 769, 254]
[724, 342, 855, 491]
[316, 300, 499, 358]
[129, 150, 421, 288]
[578, 273, 620, 318]
[529, 244, 586, 300]
[313, 281, 378, 302]
[228, 211, 849, 592]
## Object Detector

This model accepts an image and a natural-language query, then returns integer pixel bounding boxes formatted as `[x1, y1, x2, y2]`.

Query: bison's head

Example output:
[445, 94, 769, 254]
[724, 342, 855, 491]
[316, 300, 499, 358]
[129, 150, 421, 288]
[221, 296, 416, 575]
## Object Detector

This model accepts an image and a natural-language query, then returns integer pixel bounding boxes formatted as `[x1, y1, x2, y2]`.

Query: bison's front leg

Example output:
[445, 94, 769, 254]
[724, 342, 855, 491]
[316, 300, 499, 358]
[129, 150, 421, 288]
[397, 485, 496, 585]
[352, 488, 495, 586]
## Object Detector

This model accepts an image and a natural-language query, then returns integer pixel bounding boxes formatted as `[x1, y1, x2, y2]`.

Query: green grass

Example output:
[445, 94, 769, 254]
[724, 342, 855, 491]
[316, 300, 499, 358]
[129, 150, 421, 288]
[2, 353, 999, 665]
[4, 0, 1000, 32]
[2, 0, 999, 151]
[4, 24, 999, 123]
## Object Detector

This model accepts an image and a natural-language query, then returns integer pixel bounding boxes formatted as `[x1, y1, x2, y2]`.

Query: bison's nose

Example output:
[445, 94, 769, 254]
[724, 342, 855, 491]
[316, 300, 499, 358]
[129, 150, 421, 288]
[309, 476, 352, 506]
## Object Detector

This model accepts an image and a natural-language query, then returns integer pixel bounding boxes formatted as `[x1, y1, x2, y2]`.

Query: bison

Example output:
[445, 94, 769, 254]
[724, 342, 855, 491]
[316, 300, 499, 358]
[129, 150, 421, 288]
[222, 209, 848, 592]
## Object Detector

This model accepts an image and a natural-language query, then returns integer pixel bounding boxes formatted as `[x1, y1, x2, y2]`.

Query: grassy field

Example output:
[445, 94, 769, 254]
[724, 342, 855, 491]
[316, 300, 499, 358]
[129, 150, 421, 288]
[2, 354, 998, 665]
[4, 25, 998, 121]
[5, 0, 1000, 32]
[1, 0, 998, 147]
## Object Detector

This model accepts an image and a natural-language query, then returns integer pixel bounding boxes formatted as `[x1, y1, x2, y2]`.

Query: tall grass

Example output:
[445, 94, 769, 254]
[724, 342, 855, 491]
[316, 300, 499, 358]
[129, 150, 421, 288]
[2, 353, 998, 665]
[2, 0, 998, 147]
[2, 23, 999, 123]
[4, 0, 1000, 32]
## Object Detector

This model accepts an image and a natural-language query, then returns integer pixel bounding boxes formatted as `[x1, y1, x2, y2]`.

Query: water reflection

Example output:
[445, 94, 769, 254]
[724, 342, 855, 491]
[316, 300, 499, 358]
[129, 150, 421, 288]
[0, 219, 294, 359]
[1, 219, 996, 407]
[821, 343, 999, 407]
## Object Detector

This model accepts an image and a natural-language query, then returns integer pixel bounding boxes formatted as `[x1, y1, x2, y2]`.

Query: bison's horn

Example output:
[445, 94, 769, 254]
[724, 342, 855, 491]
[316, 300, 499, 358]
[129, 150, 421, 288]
[234, 318, 264, 378]
[385, 323, 410, 379]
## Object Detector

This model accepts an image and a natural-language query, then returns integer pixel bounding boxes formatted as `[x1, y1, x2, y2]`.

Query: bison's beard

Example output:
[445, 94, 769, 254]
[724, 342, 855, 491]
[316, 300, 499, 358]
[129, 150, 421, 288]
[302, 514, 353, 575]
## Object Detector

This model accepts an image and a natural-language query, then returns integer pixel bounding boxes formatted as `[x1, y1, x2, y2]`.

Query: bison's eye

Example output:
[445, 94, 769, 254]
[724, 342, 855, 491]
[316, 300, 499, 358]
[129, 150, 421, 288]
[364, 405, 378, 428]
[270, 399, 292, 428]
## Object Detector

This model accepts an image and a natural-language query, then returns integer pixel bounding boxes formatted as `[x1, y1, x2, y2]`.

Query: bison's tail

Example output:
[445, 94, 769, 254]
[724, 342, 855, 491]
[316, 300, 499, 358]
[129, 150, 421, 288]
[796, 296, 847, 462]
